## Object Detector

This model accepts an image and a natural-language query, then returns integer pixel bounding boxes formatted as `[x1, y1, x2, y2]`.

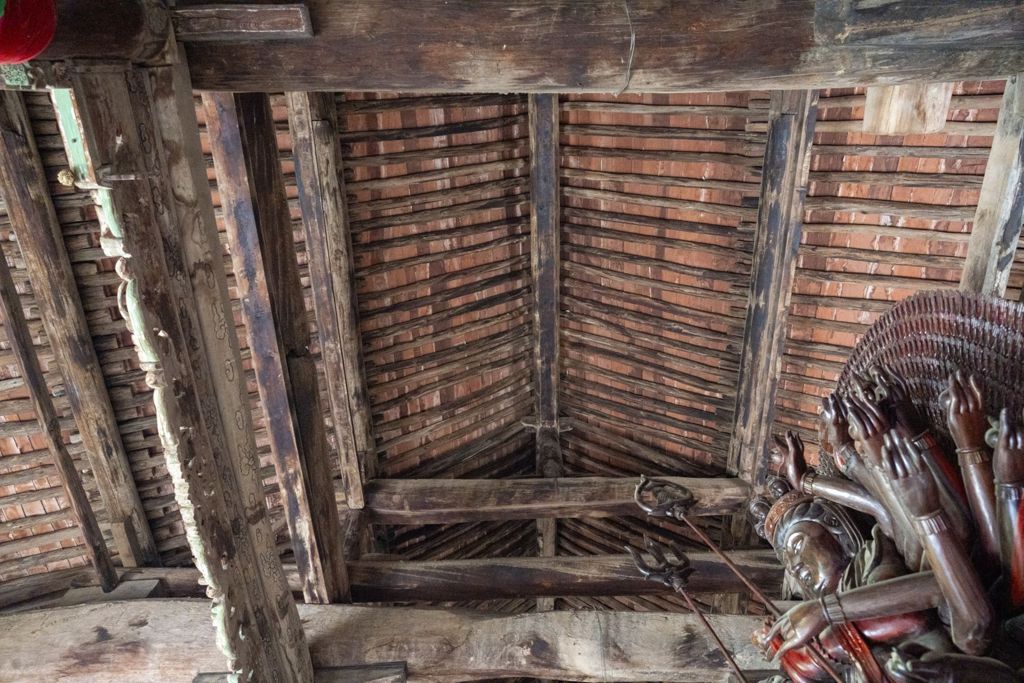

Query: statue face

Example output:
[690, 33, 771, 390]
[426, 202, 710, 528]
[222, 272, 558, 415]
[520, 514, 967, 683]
[781, 520, 846, 597]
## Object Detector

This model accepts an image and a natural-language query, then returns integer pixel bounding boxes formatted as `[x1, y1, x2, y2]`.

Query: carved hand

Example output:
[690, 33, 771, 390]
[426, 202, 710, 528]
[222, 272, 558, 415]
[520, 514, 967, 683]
[765, 599, 827, 659]
[944, 371, 988, 450]
[770, 430, 806, 491]
[844, 394, 890, 467]
[994, 408, 1024, 486]
[871, 364, 924, 436]
[883, 431, 940, 518]
[818, 394, 852, 450]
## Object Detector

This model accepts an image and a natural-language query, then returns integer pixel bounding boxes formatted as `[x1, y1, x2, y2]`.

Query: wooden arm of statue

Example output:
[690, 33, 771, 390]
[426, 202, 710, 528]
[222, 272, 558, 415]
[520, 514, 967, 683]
[994, 408, 1024, 612]
[771, 429, 893, 535]
[882, 432, 995, 656]
[943, 372, 999, 571]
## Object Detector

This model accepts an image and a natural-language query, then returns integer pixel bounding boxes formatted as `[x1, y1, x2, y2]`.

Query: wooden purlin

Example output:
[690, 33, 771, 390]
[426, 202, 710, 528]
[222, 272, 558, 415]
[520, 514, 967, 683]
[54, 63, 312, 680]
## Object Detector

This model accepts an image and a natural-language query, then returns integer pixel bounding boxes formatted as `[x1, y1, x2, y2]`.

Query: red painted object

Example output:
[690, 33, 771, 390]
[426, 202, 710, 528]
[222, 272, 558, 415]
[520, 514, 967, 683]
[0, 0, 57, 64]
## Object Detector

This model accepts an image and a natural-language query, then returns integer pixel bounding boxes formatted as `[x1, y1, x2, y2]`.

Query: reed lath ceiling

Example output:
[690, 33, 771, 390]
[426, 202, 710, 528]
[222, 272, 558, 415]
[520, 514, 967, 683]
[0, 82, 1019, 616]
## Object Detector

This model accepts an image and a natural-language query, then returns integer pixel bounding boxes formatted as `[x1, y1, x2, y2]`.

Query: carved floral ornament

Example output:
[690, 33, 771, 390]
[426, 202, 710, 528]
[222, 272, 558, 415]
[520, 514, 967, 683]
[630, 291, 1024, 682]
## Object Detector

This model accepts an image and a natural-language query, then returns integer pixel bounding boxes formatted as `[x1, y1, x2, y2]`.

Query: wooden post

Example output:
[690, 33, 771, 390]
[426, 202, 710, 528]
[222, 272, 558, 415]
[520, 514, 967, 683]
[0, 90, 158, 568]
[530, 93, 562, 612]
[728, 90, 818, 486]
[53, 61, 312, 680]
[285, 91, 375, 510]
[0, 126, 117, 589]
[862, 83, 954, 135]
[39, 0, 169, 62]
[204, 92, 348, 605]
[961, 75, 1024, 297]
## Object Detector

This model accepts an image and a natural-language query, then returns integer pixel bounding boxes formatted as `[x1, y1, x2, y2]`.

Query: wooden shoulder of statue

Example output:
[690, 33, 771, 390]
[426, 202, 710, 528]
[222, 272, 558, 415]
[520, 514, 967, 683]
[750, 365, 1024, 683]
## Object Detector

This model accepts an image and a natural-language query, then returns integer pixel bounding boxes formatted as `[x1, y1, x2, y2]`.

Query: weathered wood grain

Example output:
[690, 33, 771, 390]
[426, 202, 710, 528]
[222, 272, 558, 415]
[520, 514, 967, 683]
[0, 600, 772, 682]
[183, 1, 1024, 92]
[362, 477, 749, 524]
[961, 75, 1024, 296]
[39, 0, 168, 62]
[205, 91, 348, 605]
[862, 82, 955, 135]
[174, 4, 312, 41]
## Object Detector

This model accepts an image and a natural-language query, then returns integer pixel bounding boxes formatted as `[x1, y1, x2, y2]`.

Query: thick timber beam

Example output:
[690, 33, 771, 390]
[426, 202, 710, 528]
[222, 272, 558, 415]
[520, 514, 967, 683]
[205, 91, 348, 604]
[961, 75, 1024, 297]
[286, 91, 375, 509]
[182, 1, 1024, 92]
[362, 477, 749, 524]
[54, 59, 311, 680]
[0, 600, 772, 682]
[530, 93, 562, 611]
[38, 0, 169, 63]
[728, 91, 818, 486]
[0, 129, 116, 589]
[0, 90, 157, 567]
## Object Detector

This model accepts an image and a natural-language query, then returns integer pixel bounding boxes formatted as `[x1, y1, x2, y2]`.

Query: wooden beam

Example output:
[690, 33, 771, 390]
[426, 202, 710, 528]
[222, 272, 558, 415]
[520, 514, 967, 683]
[0, 600, 772, 682]
[40, 0, 169, 62]
[196, 663, 407, 683]
[0, 113, 117, 589]
[862, 82, 954, 135]
[53, 60, 312, 680]
[728, 91, 818, 486]
[362, 477, 749, 524]
[286, 91, 375, 509]
[180, 1, 1024, 92]
[0, 90, 157, 568]
[204, 91, 348, 605]
[530, 93, 562, 612]
[961, 75, 1024, 297]
[173, 4, 312, 41]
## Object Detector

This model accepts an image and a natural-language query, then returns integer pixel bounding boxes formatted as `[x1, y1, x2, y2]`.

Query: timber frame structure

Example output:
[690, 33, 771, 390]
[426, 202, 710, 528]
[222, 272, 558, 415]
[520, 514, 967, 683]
[0, 1, 1022, 681]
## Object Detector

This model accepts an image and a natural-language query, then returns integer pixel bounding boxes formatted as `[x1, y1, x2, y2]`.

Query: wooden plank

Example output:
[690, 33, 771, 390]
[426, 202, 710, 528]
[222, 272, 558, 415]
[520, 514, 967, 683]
[174, 4, 312, 41]
[286, 91, 374, 509]
[362, 477, 749, 524]
[961, 75, 1024, 296]
[0, 111, 116, 589]
[182, 1, 1024, 92]
[728, 91, 818, 486]
[0, 600, 772, 682]
[862, 82, 954, 135]
[196, 663, 407, 683]
[0, 90, 157, 568]
[54, 61, 312, 681]
[530, 93, 562, 612]
[205, 92, 348, 605]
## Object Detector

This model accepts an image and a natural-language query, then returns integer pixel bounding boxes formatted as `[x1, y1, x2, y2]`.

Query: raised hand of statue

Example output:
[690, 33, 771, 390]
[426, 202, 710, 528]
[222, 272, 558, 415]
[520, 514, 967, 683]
[871, 364, 924, 436]
[994, 408, 1024, 486]
[770, 430, 806, 492]
[764, 599, 827, 659]
[818, 394, 852, 452]
[844, 394, 890, 467]
[944, 371, 988, 450]
[882, 432, 940, 518]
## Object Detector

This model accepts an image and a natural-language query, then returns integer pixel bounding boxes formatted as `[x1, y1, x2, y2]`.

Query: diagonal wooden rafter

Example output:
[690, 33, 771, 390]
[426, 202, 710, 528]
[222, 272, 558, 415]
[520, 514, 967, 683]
[0, 90, 158, 568]
[53, 56, 311, 680]
[204, 91, 349, 605]
[961, 74, 1024, 298]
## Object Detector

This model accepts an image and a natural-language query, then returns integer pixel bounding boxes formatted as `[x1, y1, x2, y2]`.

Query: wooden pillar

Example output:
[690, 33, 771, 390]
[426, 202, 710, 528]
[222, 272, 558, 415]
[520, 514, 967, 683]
[961, 75, 1024, 297]
[728, 90, 818, 486]
[529, 93, 562, 612]
[0, 97, 117, 589]
[285, 91, 375, 510]
[39, 0, 169, 62]
[0, 90, 158, 567]
[203, 92, 349, 605]
[53, 60, 312, 680]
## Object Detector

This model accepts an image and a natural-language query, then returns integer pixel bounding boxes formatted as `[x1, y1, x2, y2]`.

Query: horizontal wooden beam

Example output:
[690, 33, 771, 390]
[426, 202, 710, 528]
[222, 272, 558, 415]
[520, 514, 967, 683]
[173, 4, 312, 41]
[361, 477, 749, 524]
[182, 0, 1024, 92]
[0, 600, 772, 682]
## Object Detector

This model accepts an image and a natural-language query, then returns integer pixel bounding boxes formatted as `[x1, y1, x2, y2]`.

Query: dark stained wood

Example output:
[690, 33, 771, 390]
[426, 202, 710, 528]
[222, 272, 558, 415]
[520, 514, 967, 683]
[0, 599, 771, 682]
[204, 92, 348, 605]
[286, 91, 375, 508]
[728, 91, 818, 485]
[55, 62, 311, 680]
[362, 477, 749, 524]
[0, 125, 116, 590]
[174, 4, 312, 41]
[183, 1, 1024, 92]
[0, 90, 157, 568]
[40, 0, 168, 62]
[348, 551, 780, 602]
[961, 75, 1024, 297]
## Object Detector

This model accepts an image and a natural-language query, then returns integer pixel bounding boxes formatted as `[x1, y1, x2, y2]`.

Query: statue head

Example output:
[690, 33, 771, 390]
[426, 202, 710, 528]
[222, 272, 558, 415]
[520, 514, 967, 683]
[749, 477, 864, 598]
